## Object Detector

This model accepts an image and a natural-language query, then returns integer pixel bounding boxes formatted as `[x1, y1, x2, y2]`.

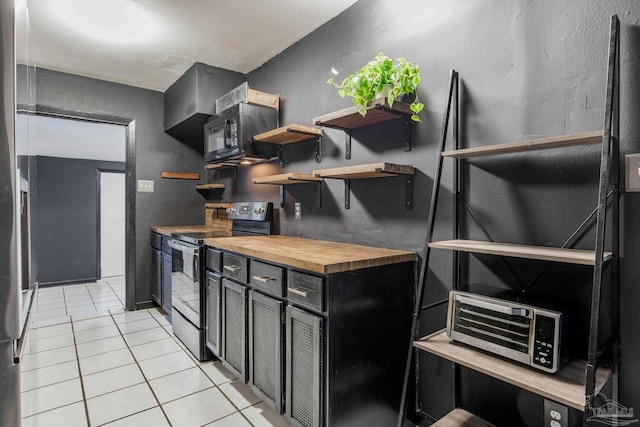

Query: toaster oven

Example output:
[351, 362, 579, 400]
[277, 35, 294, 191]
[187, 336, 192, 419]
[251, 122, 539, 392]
[446, 291, 565, 373]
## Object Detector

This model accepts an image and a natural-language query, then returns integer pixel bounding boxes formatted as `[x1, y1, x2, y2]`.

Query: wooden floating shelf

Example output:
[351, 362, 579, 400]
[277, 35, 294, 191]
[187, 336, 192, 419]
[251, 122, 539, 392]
[313, 97, 412, 129]
[428, 239, 612, 266]
[161, 171, 200, 180]
[205, 163, 238, 170]
[313, 162, 414, 179]
[414, 330, 612, 411]
[253, 125, 322, 144]
[441, 130, 604, 159]
[253, 173, 323, 185]
[195, 183, 225, 190]
[432, 409, 495, 427]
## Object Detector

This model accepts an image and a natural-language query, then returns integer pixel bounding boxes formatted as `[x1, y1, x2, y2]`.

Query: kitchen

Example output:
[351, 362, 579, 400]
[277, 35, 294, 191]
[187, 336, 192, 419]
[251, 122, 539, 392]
[3, 1, 640, 427]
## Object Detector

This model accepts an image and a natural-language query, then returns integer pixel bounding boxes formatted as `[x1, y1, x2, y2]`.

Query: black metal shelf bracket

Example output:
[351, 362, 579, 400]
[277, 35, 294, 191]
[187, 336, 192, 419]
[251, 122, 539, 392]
[277, 144, 285, 168]
[344, 179, 351, 209]
[278, 182, 322, 209]
[316, 135, 323, 163]
[345, 130, 352, 160]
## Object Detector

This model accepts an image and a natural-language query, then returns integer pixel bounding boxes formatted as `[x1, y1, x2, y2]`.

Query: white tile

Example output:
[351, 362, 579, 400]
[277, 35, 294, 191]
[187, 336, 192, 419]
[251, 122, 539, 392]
[72, 315, 114, 331]
[83, 363, 146, 399]
[112, 310, 152, 324]
[21, 378, 83, 418]
[101, 407, 170, 427]
[91, 294, 119, 303]
[21, 346, 77, 371]
[241, 402, 290, 427]
[70, 309, 112, 322]
[20, 360, 79, 392]
[36, 301, 66, 311]
[129, 338, 182, 362]
[32, 308, 67, 320]
[205, 412, 252, 427]
[73, 324, 120, 344]
[109, 307, 126, 315]
[95, 301, 124, 311]
[29, 315, 71, 330]
[28, 323, 73, 340]
[116, 318, 160, 335]
[200, 361, 236, 385]
[21, 401, 87, 427]
[65, 304, 96, 315]
[76, 336, 127, 359]
[63, 294, 92, 302]
[26, 333, 74, 354]
[79, 348, 135, 376]
[63, 286, 90, 296]
[162, 387, 236, 427]
[86, 383, 157, 426]
[65, 297, 94, 307]
[138, 350, 197, 380]
[149, 367, 214, 404]
[218, 380, 262, 410]
[123, 327, 169, 347]
[147, 307, 168, 317]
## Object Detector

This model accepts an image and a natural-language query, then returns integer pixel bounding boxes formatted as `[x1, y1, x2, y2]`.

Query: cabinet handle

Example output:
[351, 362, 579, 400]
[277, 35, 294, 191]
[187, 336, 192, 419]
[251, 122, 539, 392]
[224, 265, 241, 273]
[253, 275, 275, 283]
[288, 287, 312, 297]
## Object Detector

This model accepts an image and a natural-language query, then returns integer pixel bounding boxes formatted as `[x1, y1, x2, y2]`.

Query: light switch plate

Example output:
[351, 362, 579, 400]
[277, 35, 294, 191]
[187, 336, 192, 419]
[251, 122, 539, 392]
[137, 180, 154, 192]
[294, 203, 302, 220]
[625, 154, 640, 192]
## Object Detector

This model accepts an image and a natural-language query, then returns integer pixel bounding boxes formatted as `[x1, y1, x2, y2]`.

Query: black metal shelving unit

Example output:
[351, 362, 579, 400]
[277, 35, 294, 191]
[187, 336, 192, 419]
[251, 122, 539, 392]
[398, 15, 620, 427]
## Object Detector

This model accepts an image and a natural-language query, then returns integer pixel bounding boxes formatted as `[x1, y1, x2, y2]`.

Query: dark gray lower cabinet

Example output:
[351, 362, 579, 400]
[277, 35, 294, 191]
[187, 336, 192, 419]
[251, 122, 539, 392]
[222, 278, 247, 382]
[249, 290, 284, 413]
[161, 251, 172, 313]
[206, 271, 222, 357]
[286, 305, 322, 427]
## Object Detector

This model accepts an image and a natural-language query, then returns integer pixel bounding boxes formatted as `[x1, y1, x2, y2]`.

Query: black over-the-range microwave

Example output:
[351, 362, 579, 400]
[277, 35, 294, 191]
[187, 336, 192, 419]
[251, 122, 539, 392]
[204, 103, 278, 165]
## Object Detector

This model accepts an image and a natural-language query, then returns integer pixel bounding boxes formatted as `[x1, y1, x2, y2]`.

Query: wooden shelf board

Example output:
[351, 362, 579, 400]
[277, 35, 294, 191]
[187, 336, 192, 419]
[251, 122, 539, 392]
[432, 409, 496, 427]
[442, 131, 604, 159]
[195, 183, 225, 190]
[428, 239, 612, 266]
[313, 162, 414, 179]
[253, 124, 323, 144]
[253, 173, 323, 185]
[205, 163, 238, 170]
[414, 330, 612, 411]
[161, 171, 200, 180]
[205, 203, 231, 209]
[313, 98, 413, 129]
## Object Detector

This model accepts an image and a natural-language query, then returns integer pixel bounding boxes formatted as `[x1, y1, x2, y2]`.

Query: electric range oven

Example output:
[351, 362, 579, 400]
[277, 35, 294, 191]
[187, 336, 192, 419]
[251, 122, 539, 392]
[169, 201, 273, 361]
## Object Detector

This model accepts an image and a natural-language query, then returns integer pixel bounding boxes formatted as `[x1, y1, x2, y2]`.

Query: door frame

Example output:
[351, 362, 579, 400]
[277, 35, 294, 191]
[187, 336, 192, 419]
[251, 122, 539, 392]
[19, 105, 137, 311]
[96, 168, 125, 280]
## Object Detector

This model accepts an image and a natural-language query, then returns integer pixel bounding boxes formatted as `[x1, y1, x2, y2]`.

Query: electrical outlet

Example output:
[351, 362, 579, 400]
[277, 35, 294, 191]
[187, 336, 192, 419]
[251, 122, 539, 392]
[137, 180, 154, 193]
[625, 154, 640, 192]
[544, 399, 568, 427]
[294, 203, 302, 220]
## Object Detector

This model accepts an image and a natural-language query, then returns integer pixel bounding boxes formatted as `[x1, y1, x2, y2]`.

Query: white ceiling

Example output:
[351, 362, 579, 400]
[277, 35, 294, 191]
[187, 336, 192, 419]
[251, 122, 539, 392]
[22, 0, 359, 92]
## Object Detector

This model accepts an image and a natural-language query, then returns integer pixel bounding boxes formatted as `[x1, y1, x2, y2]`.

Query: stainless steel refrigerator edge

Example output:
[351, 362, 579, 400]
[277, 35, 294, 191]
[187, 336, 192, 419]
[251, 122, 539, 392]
[1, 0, 24, 425]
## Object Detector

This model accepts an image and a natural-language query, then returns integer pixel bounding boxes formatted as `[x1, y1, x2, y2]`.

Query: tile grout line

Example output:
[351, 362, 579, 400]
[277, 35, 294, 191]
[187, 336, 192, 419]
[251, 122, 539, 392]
[69, 311, 92, 427]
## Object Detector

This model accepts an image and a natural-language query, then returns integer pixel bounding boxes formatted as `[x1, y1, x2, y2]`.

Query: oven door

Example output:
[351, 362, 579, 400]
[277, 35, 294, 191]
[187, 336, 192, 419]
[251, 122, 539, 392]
[168, 239, 202, 327]
[204, 114, 241, 163]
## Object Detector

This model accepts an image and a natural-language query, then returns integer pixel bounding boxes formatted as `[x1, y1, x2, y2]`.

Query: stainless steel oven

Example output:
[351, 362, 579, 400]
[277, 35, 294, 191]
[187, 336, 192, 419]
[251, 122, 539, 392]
[170, 201, 274, 362]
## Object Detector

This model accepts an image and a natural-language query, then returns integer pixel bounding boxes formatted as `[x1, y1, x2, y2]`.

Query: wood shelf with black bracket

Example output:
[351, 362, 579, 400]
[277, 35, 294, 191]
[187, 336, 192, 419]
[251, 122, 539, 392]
[253, 124, 323, 166]
[313, 97, 413, 159]
[253, 173, 323, 208]
[313, 162, 414, 210]
[195, 183, 225, 199]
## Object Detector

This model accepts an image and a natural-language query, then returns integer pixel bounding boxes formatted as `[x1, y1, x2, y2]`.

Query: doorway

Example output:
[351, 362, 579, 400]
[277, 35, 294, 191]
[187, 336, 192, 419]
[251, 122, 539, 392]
[99, 170, 125, 278]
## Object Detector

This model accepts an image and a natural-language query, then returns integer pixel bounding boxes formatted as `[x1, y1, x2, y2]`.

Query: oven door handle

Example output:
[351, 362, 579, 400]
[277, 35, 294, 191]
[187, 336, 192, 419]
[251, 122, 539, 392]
[224, 119, 232, 148]
[456, 294, 532, 318]
[168, 239, 199, 254]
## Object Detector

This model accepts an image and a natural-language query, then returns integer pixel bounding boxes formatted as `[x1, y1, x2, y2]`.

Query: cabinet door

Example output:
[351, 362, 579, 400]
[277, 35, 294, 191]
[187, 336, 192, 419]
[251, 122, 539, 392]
[206, 272, 222, 357]
[161, 252, 172, 314]
[249, 290, 284, 413]
[151, 248, 162, 306]
[222, 278, 247, 382]
[286, 305, 323, 427]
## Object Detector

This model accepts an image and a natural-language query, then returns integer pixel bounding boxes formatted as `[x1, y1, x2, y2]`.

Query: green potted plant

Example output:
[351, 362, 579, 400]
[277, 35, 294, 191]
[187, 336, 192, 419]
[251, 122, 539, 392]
[327, 52, 424, 122]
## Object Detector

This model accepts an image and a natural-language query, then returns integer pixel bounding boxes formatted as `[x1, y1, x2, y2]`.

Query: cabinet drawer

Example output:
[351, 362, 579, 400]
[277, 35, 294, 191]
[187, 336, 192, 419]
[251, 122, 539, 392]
[206, 248, 222, 273]
[251, 261, 285, 298]
[223, 252, 249, 284]
[287, 271, 323, 312]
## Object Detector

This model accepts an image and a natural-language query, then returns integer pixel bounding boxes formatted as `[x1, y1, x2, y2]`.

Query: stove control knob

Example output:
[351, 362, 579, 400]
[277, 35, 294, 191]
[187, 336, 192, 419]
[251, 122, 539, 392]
[226, 208, 235, 214]
[254, 207, 264, 214]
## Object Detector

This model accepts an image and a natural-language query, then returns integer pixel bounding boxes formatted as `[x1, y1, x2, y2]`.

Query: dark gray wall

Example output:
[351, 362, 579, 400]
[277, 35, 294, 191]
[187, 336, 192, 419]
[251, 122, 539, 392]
[33, 156, 124, 285]
[24, 68, 207, 304]
[238, 0, 639, 424]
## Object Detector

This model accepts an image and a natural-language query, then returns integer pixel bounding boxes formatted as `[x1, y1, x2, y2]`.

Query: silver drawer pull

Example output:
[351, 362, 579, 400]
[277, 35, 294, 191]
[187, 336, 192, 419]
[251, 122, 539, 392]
[253, 275, 275, 283]
[288, 287, 312, 297]
[224, 265, 242, 273]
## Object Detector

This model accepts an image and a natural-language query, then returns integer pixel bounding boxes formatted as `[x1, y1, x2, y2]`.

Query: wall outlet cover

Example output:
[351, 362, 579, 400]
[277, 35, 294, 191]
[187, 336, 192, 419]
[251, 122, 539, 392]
[294, 202, 302, 220]
[544, 399, 568, 427]
[137, 180, 154, 193]
[625, 154, 640, 192]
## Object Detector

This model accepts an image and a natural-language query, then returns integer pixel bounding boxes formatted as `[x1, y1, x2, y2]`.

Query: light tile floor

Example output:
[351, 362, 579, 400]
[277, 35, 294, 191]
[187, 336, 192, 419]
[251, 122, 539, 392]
[21, 277, 289, 427]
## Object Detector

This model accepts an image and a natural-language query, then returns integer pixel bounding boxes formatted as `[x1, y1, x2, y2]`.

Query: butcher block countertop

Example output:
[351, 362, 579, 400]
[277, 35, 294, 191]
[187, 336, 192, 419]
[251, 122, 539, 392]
[151, 225, 229, 237]
[204, 235, 416, 275]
